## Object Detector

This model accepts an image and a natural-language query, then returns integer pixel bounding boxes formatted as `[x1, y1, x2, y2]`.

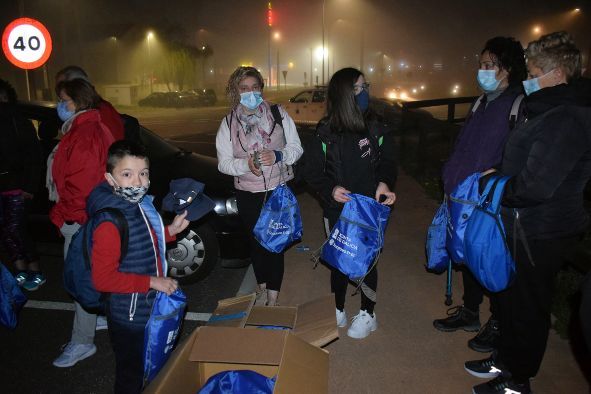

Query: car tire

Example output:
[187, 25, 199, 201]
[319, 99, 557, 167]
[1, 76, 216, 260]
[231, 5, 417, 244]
[166, 223, 219, 284]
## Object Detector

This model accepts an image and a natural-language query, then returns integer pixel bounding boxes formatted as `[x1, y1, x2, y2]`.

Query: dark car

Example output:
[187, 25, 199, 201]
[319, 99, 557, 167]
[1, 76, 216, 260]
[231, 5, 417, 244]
[189, 88, 217, 106]
[138, 92, 169, 107]
[19, 101, 248, 284]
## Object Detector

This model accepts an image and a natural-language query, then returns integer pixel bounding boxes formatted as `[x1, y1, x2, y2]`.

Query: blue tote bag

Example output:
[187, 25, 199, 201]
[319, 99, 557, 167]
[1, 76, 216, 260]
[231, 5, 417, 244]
[446, 172, 480, 263]
[253, 184, 303, 253]
[425, 200, 450, 272]
[143, 288, 187, 385]
[198, 370, 276, 394]
[0, 262, 27, 329]
[321, 194, 390, 280]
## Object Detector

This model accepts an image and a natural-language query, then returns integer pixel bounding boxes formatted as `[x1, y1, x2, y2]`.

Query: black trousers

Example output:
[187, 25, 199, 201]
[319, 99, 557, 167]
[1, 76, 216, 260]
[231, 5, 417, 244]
[107, 317, 145, 394]
[235, 189, 285, 291]
[325, 214, 377, 314]
[461, 265, 498, 318]
[497, 236, 577, 382]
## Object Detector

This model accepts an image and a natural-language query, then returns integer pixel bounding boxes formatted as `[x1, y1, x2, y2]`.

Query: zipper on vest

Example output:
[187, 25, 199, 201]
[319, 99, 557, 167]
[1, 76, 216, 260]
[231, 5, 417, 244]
[129, 292, 138, 321]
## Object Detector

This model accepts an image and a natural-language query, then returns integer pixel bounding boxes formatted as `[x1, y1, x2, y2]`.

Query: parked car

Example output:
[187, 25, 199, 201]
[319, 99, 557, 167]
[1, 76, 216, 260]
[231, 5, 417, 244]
[18, 100, 248, 284]
[194, 88, 217, 106]
[138, 92, 169, 107]
[283, 87, 327, 126]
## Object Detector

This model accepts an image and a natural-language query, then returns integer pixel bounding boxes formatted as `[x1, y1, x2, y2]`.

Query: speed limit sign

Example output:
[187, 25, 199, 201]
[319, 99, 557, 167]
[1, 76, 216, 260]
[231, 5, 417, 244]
[2, 17, 52, 70]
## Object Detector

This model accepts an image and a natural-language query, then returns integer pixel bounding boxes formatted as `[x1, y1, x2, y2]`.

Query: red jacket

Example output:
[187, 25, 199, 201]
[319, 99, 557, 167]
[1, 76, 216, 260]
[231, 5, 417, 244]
[49, 110, 115, 228]
[98, 100, 124, 141]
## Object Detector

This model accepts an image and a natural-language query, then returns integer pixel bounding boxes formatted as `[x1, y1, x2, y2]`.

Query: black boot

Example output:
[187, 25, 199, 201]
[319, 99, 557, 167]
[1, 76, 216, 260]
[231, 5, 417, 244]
[433, 305, 480, 332]
[468, 317, 500, 352]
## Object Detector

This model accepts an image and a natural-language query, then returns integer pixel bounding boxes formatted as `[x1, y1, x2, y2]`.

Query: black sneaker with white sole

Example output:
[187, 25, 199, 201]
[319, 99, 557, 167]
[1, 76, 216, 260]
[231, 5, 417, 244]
[472, 375, 532, 394]
[433, 305, 480, 332]
[464, 354, 505, 379]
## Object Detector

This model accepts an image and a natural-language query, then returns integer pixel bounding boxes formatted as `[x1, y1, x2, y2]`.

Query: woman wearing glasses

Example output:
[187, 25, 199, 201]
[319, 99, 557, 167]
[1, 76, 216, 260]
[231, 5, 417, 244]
[303, 67, 397, 339]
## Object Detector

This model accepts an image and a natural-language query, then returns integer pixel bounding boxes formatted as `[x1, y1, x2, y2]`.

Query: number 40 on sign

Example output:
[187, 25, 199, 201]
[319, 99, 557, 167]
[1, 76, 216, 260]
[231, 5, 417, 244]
[2, 17, 52, 70]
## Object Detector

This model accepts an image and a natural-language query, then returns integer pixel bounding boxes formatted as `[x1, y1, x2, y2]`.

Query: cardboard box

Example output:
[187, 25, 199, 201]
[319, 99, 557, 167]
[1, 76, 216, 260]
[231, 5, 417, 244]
[144, 326, 329, 394]
[207, 294, 338, 347]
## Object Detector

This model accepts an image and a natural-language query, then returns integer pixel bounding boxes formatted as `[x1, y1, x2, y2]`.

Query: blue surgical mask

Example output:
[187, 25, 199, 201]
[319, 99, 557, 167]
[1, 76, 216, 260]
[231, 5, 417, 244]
[522, 69, 555, 96]
[477, 70, 501, 93]
[57, 101, 75, 122]
[355, 89, 369, 112]
[240, 91, 263, 110]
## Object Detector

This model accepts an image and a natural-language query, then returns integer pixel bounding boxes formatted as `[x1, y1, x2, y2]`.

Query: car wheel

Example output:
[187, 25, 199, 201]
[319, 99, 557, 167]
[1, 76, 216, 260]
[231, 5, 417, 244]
[166, 223, 219, 284]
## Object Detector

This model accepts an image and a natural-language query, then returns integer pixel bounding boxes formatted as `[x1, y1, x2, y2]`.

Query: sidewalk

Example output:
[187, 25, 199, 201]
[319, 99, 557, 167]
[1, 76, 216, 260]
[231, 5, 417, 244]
[279, 172, 589, 393]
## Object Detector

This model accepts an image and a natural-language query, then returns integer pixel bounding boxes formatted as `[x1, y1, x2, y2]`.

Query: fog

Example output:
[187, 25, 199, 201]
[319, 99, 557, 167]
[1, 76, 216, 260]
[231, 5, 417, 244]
[0, 0, 588, 102]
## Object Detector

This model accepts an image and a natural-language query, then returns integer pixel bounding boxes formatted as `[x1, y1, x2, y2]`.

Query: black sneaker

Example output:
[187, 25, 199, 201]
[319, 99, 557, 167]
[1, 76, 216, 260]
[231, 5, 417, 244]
[468, 317, 500, 353]
[464, 354, 505, 379]
[433, 305, 480, 332]
[472, 376, 531, 394]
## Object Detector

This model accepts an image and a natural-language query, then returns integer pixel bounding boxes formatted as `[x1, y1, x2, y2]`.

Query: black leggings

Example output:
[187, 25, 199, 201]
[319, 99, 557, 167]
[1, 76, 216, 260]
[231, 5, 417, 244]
[235, 189, 285, 291]
[461, 265, 498, 318]
[325, 215, 377, 314]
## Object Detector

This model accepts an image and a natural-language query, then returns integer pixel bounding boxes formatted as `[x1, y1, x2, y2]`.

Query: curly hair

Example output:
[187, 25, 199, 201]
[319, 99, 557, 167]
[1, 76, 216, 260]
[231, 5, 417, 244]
[525, 31, 582, 81]
[482, 36, 527, 87]
[226, 66, 265, 108]
[0, 78, 18, 104]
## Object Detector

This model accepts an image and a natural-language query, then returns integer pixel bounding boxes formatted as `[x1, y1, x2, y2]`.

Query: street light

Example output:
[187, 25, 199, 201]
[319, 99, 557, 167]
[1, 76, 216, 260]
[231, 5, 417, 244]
[273, 31, 281, 91]
[147, 31, 154, 93]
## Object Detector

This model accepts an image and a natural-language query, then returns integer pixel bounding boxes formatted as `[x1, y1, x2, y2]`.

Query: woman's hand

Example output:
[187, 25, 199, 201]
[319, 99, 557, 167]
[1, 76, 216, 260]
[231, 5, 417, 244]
[258, 149, 277, 166]
[149, 276, 178, 295]
[167, 210, 189, 236]
[332, 186, 351, 203]
[375, 182, 396, 205]
[248, 155, 262, 176]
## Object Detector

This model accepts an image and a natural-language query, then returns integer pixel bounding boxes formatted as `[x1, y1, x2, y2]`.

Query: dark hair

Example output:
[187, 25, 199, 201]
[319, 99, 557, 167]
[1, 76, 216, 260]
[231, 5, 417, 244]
[0, 78, 18, 104]
[326, 67, 366, 133]
[56, 78, 101, 112]
[107, 140, 149, 173]
[226, 66, 265, 108]
[482, 37, 527, 86]
[55, 66, 90, 95]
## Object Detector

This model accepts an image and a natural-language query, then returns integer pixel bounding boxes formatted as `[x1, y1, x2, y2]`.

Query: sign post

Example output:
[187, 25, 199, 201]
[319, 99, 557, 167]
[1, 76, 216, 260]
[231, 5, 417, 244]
[2, 17, 53, 100]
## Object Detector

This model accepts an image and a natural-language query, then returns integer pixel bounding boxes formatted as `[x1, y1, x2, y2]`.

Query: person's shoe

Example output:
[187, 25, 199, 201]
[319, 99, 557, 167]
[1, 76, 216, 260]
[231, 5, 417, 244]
[96, 315, 108, 331]
[336, 308, 347, 328]
[433, 305, 480, 332]
[347, 310, 377, 339]
[465, 354, 505, 379]
[22, 272, 46, 291]
[15, 271, 28, 286]
[468, 317, 500, 353]
[472, 375, 532, 394]
[254, 287, 267, 306]
[52, 342, 97, 368]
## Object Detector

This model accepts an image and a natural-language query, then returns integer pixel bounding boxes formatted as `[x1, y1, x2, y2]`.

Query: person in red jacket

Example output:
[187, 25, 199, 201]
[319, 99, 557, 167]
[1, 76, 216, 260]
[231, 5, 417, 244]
[50, 78, 115, 368]
[55, 65, 124, 141]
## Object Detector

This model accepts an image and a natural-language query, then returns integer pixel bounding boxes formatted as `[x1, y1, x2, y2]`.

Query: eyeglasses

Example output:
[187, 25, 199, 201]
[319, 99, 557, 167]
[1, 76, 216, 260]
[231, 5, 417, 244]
[353, 82, 370, 93]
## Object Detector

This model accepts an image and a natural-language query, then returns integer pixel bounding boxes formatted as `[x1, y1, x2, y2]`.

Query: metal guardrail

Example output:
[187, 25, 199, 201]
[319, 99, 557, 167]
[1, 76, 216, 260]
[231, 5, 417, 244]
[401, 96, 478, 124]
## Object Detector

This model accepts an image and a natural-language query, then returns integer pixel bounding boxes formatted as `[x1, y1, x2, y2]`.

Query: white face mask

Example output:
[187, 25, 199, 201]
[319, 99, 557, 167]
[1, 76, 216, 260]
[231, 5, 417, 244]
[108, 173, 149, 203]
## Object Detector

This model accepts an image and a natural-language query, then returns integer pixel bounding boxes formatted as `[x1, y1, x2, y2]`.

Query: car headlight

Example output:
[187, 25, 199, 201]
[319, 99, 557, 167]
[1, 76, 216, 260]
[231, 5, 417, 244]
[214, 196, 239, 215]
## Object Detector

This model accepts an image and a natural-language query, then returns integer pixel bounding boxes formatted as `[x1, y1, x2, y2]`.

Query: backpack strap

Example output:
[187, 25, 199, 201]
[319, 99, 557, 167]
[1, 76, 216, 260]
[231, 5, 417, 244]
[270, 104, 283, 136]
[508, 94, 525, 131]
[82, 208, 129, 266]
[225, 111, 235, 142]
[471, 94, 485, 114]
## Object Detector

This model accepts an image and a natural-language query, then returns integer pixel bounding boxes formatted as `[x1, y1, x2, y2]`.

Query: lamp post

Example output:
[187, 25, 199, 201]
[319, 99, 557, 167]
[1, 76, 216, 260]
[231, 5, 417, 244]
[322, 0, 326, 85]
[267, 2, 273, 87]
[147, 31, 154, 93]
[273, 31, 281, 91]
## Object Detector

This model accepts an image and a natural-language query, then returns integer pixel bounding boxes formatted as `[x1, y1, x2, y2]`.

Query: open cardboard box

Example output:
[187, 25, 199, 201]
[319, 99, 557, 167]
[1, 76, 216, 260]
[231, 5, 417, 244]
[207, 293, 338, 347]
[144, 295, 337, 393]
[144, 326, 329, 394]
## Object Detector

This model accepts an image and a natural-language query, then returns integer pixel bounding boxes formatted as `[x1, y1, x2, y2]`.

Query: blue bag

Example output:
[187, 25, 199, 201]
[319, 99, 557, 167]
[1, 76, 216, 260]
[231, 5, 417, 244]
[321, 194, 390, 280]
[253, 184, 303, 253]
[0, 262, 27, 329]
[143, 288, 187, 385]
[63, 207, 128, 312]
[425, 200, 450, 272]
[464, 175, 515, 292]
[446, 172, 480, 263]
[198, 370, 276, 394]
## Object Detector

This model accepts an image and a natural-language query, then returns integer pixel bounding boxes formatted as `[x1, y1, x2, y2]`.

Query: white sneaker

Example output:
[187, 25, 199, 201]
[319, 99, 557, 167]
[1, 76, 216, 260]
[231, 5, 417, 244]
[336, 308, 347, 327]
[52, 342, 97, 368]
[95, 315, 108, 331]
[347, 310, 377, 339]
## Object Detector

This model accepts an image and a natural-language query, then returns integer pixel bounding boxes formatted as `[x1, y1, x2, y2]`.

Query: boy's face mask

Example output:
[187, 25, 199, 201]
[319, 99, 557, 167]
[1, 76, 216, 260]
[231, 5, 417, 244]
[107, 173, 149, 203]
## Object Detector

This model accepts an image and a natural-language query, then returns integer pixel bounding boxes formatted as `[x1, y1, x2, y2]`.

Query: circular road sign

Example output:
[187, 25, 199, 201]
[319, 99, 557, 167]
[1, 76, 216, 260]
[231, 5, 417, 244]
[2, 17, 52, 70]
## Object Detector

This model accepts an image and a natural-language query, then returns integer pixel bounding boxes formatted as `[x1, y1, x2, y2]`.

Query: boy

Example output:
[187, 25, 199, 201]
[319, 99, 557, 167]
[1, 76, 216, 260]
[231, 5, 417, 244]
[89, 140, 188, 393]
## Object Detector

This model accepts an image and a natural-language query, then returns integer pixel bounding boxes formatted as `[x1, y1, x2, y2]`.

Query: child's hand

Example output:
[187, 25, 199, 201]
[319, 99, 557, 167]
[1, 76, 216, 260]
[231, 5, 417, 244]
[332, 186, 351, 203]
[168, 210, 190, 235]
[375, 182, 396, 205]
[150, 276, 178, 295]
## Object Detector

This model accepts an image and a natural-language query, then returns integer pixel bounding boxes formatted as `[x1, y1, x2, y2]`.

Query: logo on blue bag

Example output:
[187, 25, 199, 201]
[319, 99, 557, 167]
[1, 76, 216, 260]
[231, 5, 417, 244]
[328, 228, 358, 257]
[267, 219, 290, 236]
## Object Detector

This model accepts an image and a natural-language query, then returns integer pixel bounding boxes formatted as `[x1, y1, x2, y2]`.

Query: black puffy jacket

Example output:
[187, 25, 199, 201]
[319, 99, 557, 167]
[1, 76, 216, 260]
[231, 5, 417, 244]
[500, 83, 591, 239]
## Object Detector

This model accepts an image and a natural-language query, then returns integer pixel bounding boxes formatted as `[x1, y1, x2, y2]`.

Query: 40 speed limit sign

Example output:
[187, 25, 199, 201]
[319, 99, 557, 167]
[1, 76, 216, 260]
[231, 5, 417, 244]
[2, 17, 52, 69]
